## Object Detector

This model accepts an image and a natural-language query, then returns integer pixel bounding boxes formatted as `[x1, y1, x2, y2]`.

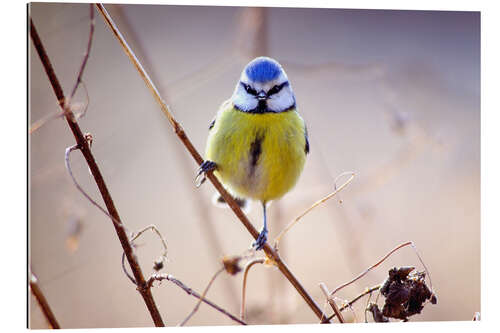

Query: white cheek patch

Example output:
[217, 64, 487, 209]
[232, 84, 257, 111]
[267, 87, 295, 112]
[233, 97, 257, 112]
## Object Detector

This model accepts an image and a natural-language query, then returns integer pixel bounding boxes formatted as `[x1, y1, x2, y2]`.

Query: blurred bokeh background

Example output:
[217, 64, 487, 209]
[29, 3, 480, 328]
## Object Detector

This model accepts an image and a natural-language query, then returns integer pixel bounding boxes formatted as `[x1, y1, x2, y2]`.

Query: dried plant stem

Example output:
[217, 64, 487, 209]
[240, 258, 265, 321]
[319, 283, 345, 323]
[147, 274, 247, 325]
[69, 4, 95, 100]
[29, 273, 60, 329]
[96, 3, 330, 323]
[65, 145, 127, 233]
[330, 241, 413, 297]
[179, 267, 225, 326]
[274, 171, 355, 250]
[327, 285, 381, 321]
[131, 225, 168, 264]
[29, 110, 63, 134]
[30, 17, 165, 327]
[30, 5, 94, 134]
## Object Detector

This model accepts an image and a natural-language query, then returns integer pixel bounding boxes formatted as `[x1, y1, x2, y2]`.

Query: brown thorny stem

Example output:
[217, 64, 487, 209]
[29, 12, 165, 327]
[95, 3, 330, 323]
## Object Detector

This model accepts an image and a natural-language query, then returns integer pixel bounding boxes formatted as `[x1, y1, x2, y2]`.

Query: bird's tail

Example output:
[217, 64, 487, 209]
[211, 192, 251, 214]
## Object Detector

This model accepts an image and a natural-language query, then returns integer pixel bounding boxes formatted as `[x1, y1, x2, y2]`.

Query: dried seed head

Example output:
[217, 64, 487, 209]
[379, 266, 436, 321]
[153, 258, 164, 272]
[222, 255, 242, 275]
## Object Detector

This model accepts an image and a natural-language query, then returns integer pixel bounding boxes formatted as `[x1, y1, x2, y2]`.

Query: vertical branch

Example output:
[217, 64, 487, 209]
[96, 3, 330, 323]
[319, 283, 345, 323]
[29, 17, 165, 327]
[29, 273, 60, 329]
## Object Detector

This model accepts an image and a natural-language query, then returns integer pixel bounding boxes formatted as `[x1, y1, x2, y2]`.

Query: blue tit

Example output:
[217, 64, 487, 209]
[197, 56, 309, 250]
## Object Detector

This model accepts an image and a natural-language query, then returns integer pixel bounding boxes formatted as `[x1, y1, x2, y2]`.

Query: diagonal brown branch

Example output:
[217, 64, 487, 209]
[29, 272, 60, 329]
[95, 3, 330, 323]
[29, 16, 165, 327]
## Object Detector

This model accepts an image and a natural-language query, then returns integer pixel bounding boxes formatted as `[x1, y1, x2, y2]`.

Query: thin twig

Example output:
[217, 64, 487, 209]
[30, 5, 94, 134]
[121, 225, 169, 285]
[29, 110, 64, 134]
[410, 242, 433, 292]
[29, 272, 60, 329]
[130, 225, 168, 269]
[147, 274, 247, 325]
[179, 267, 225, 326]
[274, 171, 355, 251]
[30, 17, 165, 327]
[319, 283, 345, 323]
[327, 285, 381, 321]
[65, 144, 128, 233]
[365, 289, 374, 323]
[330, 241, 413, 297]
[240, 258, 265, 321]
[30, 84, 90, 134]
[69, 4, 95, 100]
[96, 3, 330, 323]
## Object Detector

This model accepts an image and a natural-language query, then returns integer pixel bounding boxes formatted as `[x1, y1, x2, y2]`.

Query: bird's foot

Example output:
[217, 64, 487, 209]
[195, 160, 217, 187]
[252, 227, 268, 251]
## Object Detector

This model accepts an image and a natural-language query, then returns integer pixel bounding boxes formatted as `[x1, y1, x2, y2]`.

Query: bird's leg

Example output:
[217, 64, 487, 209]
[195, 160, 217, 187]
[252, 201, 268, 250]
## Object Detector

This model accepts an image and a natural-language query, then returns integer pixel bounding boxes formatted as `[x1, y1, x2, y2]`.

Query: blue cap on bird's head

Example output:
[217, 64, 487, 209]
[244, 57, 283, 83]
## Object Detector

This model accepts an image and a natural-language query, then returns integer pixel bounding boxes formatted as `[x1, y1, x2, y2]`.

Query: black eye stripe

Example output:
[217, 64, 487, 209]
[267, 81, 289, 96]
[240, 81, 288, 97]
[241, 82, 257, 96]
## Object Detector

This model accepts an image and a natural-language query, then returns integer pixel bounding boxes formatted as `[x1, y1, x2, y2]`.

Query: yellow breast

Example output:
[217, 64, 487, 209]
[205, 101, 307, 202]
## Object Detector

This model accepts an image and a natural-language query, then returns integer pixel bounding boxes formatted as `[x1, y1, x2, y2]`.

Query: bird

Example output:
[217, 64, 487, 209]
[196, 56, 309, 250]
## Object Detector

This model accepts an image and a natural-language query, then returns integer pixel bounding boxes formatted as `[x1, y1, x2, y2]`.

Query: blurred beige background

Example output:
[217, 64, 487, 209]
[29, 3, 480, 328]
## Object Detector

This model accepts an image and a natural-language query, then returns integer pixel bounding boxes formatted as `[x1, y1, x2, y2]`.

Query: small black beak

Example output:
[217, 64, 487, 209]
[257, 91, 267, 100]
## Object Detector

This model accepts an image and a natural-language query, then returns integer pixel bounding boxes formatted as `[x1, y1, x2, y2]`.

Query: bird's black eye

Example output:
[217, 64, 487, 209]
[241, 82, 257, 96]
[267, 82, 288, 96]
